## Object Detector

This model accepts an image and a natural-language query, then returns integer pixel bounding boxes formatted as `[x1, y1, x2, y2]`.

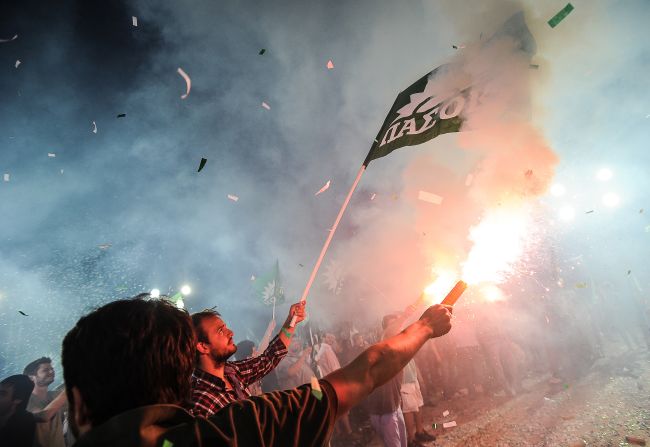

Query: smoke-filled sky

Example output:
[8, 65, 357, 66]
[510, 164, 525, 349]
[1, 0, 649, 377]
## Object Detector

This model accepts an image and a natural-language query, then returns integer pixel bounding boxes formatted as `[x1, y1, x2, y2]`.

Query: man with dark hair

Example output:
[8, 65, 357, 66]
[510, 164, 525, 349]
[61, 295, 452, 446]
[24, 357, 67, 447]
[0, 374, 37, 447]
[189, 303, 305, 417]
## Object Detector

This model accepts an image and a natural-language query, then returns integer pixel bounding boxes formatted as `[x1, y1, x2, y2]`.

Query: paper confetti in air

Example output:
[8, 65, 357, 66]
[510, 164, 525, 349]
[326, 60, 334, 69]
[132, 16, 138, 27]
[227, 194, 239, 202]
[311, 377, 323, 400]
[3, 174, 9, 182]
[259, 48, 266, 55]
[177, 67, 191, 99]
[97, 244, 112, 250]
[117, 113, 126, 118]
[250, 275, 255, 281]
[0, 34, 18, 43]
[548, 3, 574, 28]
[92, 121, 97, 133]
[15, 60, 20, 68]
[18, 311, 28, 316]
[465, 174, 474, 186]
[48, 153, 56, 158]
[162, 440, 174, 447]
[261, 101, 271, 110]
[418, 190, 443, 205]
[370, 193, 376, 200]
[529, 64, 540, 69]
[315, 180, 331, 196]
[443, 421, 457, 428]
[197, 158, 207, 172]
[575, 282, 587, 289]
[443, 410, 450, 417]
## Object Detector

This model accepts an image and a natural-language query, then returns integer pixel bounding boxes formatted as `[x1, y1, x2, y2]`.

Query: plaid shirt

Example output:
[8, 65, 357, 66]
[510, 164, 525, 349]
[190, 334, 288, 417]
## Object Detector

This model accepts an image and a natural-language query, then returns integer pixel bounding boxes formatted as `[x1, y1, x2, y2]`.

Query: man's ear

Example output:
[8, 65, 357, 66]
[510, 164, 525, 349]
[71, 387, 92, 436]
[196, 341, 210, 355]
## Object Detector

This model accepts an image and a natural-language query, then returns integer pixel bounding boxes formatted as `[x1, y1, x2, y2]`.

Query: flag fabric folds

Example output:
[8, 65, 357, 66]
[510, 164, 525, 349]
[363, 12, 535, 166]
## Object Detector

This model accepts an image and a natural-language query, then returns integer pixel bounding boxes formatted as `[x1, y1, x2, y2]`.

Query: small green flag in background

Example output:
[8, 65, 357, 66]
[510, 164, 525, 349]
[252, 260, 286, 306]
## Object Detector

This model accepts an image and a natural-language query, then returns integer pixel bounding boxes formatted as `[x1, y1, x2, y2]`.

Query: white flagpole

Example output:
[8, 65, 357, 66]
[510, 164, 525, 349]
[290, 164, 367, 327]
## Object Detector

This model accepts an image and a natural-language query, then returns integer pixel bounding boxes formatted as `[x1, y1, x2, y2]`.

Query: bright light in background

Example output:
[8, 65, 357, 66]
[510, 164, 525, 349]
[180, 284, 192, 295]
[480, 284, 505, 302]
[150, 288, 161, 298]
[461, 207, 530, 284]
[550, 184, 566, 197]
[596, 168, 613, 181]
[602, 192, 620, 207]
[558, 205, 575, 221]
[423, 269, 458, 304]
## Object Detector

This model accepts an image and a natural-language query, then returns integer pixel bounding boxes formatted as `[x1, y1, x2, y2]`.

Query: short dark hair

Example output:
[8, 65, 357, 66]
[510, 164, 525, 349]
[62, 297, 196, 427]
[23, 357, 52, 376]
[1, 375, 35, 412]
[191, 309, 222, 343]
[234, 340, 255, 360]
[191, 310, 222, 364]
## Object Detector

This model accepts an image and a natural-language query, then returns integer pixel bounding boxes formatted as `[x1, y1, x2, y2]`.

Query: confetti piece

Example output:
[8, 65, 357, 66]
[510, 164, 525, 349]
[48, 153, 56, 158]
[465, 174, 474, 186]
[443, 421, 457, 428]
[299, 263, 304, 267]
[370, 193, 376, 200]
[418, 190, 443, 205]
[0, 34, 18, 43]
[97, 244, 112, 250]
[431, 423, 438, 429]
[162, 440, 174, 447]
[524, 169, 533, 178]
[529, 64, 539, 69]
[548, 3, 574, 28]
[625, 436, 646, 446]
[327, 60, 334, 69]
[627, 270, 632, 275]
[18, 311, 28, 316]
[177, 67, 191, 99]
[640, 209, 644, 213]
[227, 194, 239, 202]
[575, 282, 587, 289]
[132, 16, 138, 27]
[60, 169, 64, 174]
[646, 225, 650, 233]
[250, 275, 255, 281]
[197, 158, 207, 172]
[92, 121, 97, 133]
[261, 101, 271, 110]
[443, 410, 450, 417]
[15, 60, 20, 68]
[259, 48, 266, 55]
[311, 377, 323, 400]
[4, 173, 10, 182]
[315, 180, 331, 196]
[585, 210, 594, 214]
[117, 113, 126, 118]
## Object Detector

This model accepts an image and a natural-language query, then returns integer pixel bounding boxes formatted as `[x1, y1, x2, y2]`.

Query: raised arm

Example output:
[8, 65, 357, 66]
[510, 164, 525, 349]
[32, 389, 67, 422]
[324, 304, 452, 414]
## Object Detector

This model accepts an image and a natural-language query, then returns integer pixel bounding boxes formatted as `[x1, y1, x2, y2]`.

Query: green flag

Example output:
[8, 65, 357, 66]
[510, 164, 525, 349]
[363, 12, 535, 166]
[252, 260, 286, 306]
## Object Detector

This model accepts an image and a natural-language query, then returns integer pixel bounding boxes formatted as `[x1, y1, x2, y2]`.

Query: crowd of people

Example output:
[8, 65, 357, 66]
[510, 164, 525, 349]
[1, 282, 648, 447]
[0, 293, 453, 447]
